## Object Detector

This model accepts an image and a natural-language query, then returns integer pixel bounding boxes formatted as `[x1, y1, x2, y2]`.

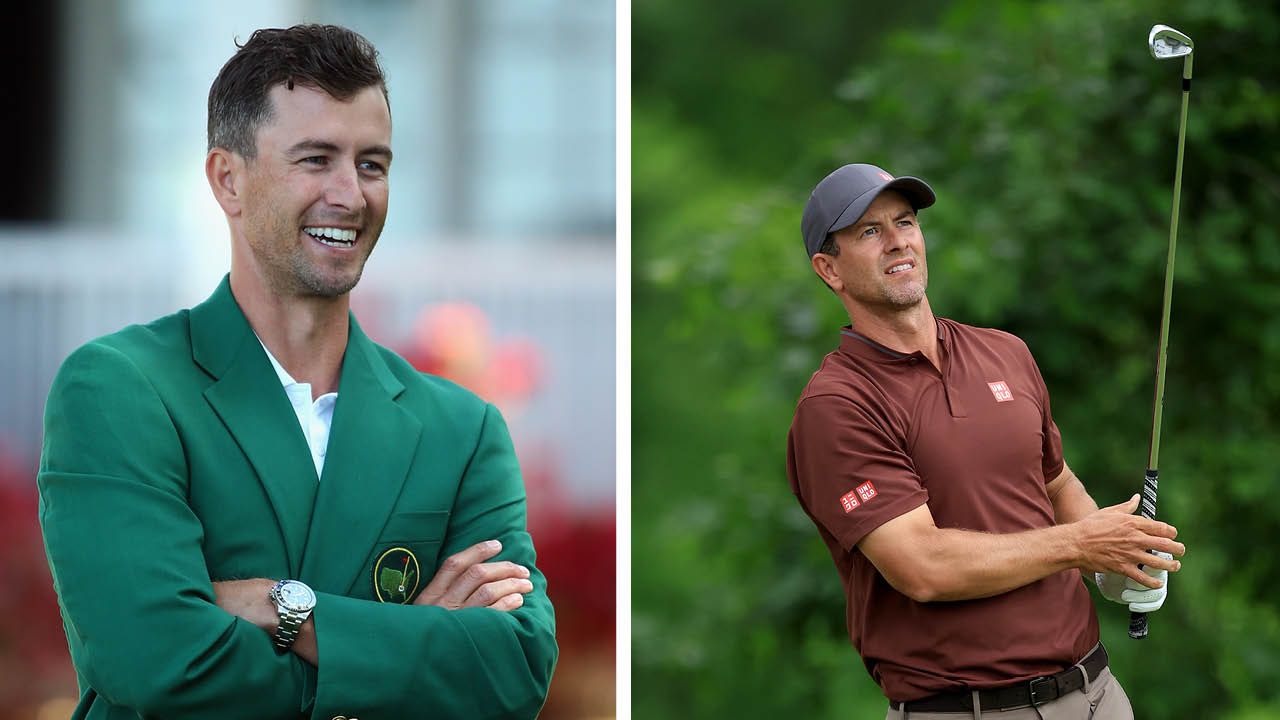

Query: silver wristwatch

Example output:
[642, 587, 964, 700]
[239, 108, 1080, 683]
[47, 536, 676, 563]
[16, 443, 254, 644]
[268, 579, 316, 652]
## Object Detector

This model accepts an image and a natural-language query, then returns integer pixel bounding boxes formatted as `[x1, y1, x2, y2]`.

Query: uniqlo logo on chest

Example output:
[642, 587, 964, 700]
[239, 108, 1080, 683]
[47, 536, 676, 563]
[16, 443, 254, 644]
[988, 380, 1014, 402]
[840, 481, 878, 513]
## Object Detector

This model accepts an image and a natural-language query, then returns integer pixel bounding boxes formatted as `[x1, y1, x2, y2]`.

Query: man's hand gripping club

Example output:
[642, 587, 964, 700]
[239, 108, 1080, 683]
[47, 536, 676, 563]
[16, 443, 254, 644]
[1074, 494, 1182, 613]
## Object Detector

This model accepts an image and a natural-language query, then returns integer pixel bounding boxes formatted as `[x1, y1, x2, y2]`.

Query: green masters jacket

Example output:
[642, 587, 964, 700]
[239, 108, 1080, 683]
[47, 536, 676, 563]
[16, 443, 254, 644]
[37, 277, 557, 719]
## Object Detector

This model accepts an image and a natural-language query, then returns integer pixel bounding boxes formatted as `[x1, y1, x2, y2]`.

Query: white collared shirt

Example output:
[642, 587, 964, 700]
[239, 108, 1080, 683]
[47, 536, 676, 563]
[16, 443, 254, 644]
[256, 336, 337, 479]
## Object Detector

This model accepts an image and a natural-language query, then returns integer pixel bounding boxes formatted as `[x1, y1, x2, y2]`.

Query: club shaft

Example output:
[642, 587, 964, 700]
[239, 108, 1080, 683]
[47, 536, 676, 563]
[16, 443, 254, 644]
[1147, 75, 1190, 472]
[1132, 56, 1192, 641]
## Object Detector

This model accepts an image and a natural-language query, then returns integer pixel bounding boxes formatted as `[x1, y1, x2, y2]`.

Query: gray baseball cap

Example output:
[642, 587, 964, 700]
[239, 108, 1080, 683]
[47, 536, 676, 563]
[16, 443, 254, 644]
[801, 163, 936, 257]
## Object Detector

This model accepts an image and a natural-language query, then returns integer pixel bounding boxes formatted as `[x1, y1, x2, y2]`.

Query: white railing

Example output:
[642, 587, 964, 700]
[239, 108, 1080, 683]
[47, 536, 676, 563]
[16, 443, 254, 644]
[0, 231, 615, 509]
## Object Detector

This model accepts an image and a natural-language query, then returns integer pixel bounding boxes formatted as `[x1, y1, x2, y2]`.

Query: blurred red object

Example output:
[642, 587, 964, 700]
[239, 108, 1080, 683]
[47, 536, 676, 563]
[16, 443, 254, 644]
[523, 455, 616, 643]
[398, 304, 615, 718]
[0, 450, 77, 711]
[521, 455, 616, 719]
[402, 303, 542, 418]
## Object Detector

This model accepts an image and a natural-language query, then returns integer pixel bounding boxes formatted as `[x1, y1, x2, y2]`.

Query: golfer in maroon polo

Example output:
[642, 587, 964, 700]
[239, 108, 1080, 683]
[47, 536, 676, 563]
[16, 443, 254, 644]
[786, 164, 1186, 719]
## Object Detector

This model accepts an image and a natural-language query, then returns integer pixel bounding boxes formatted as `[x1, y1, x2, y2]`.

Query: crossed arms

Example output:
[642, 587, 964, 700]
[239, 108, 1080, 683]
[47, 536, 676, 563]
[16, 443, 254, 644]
[38, 341, 556, 719]
[212, 538, 535, 666]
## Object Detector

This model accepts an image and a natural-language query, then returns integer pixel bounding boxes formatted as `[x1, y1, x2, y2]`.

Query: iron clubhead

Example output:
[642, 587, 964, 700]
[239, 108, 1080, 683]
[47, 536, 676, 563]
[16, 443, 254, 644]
[1149, 24, 1193, 60]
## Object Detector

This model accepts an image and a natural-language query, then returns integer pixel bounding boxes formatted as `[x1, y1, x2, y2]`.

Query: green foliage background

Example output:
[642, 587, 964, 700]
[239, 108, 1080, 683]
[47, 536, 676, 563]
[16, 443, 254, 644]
[632, 1, 1280, 718]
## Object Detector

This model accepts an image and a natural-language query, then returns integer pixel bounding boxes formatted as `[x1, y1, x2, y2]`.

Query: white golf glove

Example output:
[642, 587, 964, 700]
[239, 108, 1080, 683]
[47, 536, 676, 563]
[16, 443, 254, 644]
[1095, 551, 1171, 613]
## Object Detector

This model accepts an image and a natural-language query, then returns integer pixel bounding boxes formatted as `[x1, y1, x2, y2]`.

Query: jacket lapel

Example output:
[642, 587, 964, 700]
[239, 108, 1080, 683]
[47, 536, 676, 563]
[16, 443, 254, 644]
[299, 316, 423, 595]
[191, 276, 319, 576]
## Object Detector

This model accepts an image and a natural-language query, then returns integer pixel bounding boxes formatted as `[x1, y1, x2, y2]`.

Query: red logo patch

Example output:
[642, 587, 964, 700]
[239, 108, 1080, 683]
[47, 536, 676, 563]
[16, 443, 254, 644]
[988, 381, 1013, 402]
[856, 481, 878, 502]
[840, 481, 879, 513]
[839, 490, 860, 513]
[878, 171, 893, 181]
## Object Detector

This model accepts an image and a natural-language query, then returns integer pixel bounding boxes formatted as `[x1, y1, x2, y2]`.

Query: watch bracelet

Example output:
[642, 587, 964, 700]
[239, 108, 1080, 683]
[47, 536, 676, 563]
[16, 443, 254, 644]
[273, 605, 308, 650]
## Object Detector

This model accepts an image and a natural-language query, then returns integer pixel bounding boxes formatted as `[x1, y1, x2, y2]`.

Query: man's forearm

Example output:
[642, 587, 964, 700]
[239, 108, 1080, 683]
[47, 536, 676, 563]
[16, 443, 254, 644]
[926, 520, 1085, 599]
[1047, 465, 1100, 525]
[213, 579, 317, 665]
[863, 494, 1181, 603]
[911, 465, 1101, 600]
[310, 587, 556, 720]
[909, 523, 1081, 602]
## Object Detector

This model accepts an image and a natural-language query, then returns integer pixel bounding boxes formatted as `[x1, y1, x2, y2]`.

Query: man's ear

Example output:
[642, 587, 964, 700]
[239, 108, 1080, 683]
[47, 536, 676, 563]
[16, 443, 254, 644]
[811, 252, 842, 292]
[206, 148, 245, 218]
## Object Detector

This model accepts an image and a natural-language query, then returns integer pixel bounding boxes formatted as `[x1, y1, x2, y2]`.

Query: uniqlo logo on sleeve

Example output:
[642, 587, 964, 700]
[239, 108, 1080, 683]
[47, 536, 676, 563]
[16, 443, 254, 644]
[839, 491, 860, 513]
[855, 481, 878, 502]
[988, 381, 1014, 402]
[840, 481, 878, 513]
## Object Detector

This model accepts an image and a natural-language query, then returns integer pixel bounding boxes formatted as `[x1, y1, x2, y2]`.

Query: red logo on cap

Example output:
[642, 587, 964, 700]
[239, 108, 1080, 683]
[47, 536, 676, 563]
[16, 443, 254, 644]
[988, 381, 1013, 402]
[878, 171, 893, 181]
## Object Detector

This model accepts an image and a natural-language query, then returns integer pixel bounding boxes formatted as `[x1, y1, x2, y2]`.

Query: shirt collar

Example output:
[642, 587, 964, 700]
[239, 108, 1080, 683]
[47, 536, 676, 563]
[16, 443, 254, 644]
[255, 334, 302, 388]
[837, 317, 949, 363]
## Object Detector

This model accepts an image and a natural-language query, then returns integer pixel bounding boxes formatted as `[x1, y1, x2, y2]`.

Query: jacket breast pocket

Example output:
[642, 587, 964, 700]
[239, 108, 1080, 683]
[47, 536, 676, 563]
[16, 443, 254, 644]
[365, 510, 450, 603]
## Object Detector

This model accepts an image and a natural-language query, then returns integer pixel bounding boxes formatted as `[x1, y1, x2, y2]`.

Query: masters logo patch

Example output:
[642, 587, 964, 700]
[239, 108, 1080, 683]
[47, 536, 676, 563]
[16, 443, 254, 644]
[373, 546, 421, 604]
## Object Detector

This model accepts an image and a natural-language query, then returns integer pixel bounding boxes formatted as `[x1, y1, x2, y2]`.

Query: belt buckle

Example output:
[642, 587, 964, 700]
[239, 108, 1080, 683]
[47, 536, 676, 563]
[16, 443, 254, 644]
[1028, 675, 1057, 706]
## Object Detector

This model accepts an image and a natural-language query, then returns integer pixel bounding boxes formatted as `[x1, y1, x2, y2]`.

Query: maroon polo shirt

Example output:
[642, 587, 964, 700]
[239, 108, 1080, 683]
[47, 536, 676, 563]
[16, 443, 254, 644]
[786, 317, 1098, 702]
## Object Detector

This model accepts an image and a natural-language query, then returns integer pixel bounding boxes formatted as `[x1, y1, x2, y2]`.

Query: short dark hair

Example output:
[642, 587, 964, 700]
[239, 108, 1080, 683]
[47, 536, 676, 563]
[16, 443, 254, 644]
[813, 233, 839, 293]
[817, 233, 840, 257]
[207, 24, 389, 158]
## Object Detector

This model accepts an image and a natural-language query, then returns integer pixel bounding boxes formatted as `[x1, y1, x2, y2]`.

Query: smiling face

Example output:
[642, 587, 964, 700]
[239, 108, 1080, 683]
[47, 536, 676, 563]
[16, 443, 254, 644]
[232, 83, 392, 299]
[812, 190, 928, 314]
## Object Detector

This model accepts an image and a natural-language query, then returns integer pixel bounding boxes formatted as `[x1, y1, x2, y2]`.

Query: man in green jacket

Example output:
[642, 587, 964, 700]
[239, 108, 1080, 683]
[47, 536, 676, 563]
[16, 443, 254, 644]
[38, 24, 556, 719]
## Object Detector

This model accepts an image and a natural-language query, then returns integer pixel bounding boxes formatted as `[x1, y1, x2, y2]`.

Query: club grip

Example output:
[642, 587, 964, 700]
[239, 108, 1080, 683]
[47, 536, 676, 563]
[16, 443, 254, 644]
[1128, 469, 1159, 639]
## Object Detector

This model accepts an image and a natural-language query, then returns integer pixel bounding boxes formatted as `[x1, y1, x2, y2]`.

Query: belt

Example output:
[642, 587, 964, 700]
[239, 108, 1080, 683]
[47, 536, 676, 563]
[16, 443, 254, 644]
[889, 644, 1109, 713]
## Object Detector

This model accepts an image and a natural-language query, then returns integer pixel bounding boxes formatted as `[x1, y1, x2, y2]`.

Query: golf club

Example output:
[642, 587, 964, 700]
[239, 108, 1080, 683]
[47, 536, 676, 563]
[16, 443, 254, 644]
[1130, 24, 1193, 640]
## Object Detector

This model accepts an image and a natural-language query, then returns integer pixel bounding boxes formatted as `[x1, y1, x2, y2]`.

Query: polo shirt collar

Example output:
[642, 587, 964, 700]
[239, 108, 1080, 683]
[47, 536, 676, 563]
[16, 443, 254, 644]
[256, 334, 302, 387]
[838, 317, 949, 364]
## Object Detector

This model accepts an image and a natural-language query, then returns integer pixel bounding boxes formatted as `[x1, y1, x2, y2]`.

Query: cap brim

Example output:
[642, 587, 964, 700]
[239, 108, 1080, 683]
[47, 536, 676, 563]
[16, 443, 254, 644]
[828, 177, 936, 236]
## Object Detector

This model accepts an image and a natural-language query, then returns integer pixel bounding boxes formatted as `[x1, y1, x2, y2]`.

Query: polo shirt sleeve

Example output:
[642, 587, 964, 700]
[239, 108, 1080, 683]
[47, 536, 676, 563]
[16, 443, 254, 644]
[1023, 345, 1064, 483]
[788, 393, 930, 552]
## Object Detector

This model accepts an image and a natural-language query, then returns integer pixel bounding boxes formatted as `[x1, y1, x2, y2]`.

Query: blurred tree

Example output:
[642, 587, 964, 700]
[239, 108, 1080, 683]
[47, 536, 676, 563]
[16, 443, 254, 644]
[633, 1, 1280, 718]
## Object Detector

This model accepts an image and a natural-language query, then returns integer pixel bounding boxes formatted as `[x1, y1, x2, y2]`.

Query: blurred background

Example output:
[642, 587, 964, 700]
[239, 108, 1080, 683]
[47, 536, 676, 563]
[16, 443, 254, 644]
[0, 1, 614, 718]
[634, 1, 1280, 718]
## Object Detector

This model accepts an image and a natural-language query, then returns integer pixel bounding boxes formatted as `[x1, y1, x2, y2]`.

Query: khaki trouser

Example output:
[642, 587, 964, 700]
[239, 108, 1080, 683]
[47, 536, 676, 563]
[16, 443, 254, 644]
[884, 667, 1133, 720]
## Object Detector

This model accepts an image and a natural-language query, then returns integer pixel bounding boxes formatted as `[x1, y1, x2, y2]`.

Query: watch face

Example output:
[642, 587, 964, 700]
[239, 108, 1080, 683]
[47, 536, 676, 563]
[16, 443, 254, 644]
[278, 581, 316, 611]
